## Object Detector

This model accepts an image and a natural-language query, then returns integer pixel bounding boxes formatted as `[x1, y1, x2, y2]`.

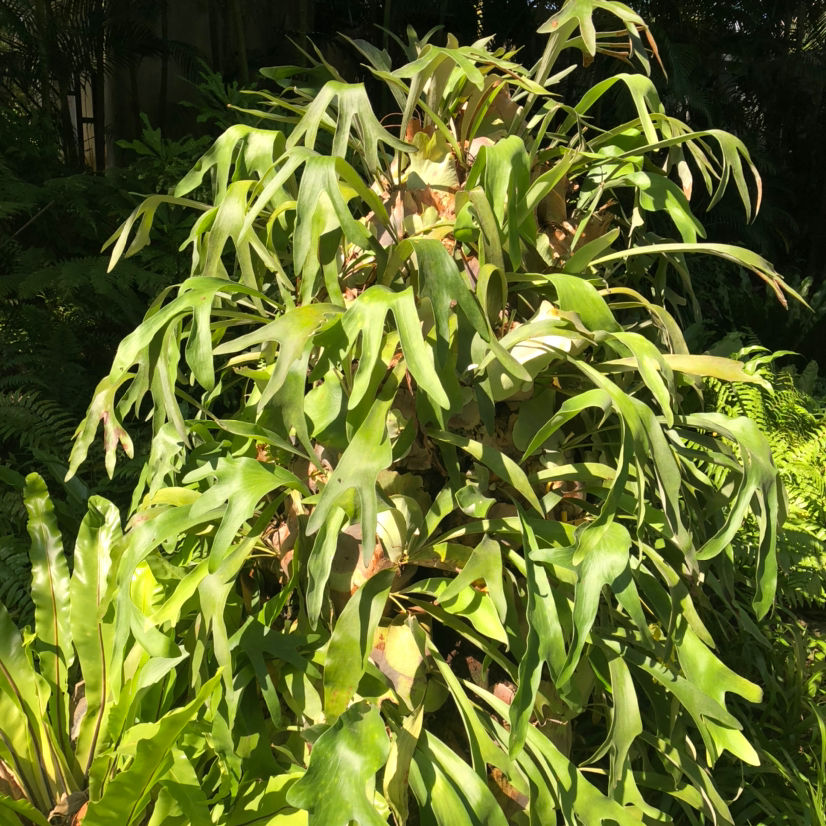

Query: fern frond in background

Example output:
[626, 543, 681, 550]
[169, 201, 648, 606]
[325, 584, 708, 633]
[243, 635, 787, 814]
[708, 343, 826, 608]
[0, 535, 31, 623]
[0, 113, 209, 602]
[0, 459, 32, 623]
[0, 388, 76, 456]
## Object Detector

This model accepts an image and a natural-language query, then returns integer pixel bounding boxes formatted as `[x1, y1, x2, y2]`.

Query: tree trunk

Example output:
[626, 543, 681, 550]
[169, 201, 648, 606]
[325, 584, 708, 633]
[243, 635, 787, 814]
[33, 0, 79, 167]
[208, 0, 224, 70]
[158, 0, 169, 131]
[129, 61, 142, 138]
[74, 80, 85, 163]
[382, 0, 392, 54]
[92, 1, 106, 171]
[296, 0, 314, 40]
[229, 0, 249, 83]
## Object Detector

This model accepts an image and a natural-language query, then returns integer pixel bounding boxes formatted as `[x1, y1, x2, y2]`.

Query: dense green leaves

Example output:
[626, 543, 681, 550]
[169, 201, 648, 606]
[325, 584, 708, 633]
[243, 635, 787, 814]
[0, 476, 224, 821]
[324, 570, 394, 718]
[83, 675, 220, 826]
[5, 1, 799, 824]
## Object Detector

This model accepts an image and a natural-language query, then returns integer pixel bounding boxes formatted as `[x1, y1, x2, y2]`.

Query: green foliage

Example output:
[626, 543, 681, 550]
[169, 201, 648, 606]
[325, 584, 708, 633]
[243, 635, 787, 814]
[116, 114, 213, 194]
[0, 389, 76, 458]
[689, 263, 826, 365]
[698, 600, 826, 825]
[179, 60, 262, 132]
[0, 474, 220, 825]
[707, 344, 826, 608]
[700, 342, 826, 821]
[0, 115, 211, 587]
[0, 535, 30, 625]
[638, 0, 826, 270]
[0, 386, 84, 622]
[2, 1, 808, 823]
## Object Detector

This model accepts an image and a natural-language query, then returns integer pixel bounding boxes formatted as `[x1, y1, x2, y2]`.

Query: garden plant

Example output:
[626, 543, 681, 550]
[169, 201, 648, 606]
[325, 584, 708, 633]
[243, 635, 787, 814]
[0, 0, 811, 823]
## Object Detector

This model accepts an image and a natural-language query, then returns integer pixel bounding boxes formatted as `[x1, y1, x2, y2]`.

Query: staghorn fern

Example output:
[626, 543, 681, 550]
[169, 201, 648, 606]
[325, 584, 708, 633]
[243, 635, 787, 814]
[0, 114, 207, 576]
[708, 346, 826, 608]
[60, 4, 797, 823]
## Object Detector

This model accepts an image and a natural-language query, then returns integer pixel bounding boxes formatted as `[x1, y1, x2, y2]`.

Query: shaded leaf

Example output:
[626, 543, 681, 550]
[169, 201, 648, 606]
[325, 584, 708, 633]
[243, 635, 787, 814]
[324, 570, 395, 719]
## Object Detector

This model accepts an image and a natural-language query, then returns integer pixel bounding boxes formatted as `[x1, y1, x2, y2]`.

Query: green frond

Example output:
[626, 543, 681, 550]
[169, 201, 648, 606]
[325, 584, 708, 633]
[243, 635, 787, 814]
[0, 389, 76, 458]
[708, 347, 826, 608]
[0, 535, 32, 625]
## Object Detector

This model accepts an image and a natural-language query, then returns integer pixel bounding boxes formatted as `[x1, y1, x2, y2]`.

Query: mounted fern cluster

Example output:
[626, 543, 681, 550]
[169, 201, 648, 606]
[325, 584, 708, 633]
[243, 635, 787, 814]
[1, 2, 797, 825]
[708, 347, 826, 609]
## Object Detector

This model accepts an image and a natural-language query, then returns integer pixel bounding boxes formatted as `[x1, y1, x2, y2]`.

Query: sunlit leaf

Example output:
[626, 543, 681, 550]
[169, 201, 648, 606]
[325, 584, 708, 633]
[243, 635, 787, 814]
[286, 702, 390, 826]
[84, 675, 220, 826]
[24, 474, 73, 754]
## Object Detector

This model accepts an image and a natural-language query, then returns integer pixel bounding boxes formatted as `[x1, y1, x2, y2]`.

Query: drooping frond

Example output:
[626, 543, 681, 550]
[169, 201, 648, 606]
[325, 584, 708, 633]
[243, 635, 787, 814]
[708, 348, 826, 607]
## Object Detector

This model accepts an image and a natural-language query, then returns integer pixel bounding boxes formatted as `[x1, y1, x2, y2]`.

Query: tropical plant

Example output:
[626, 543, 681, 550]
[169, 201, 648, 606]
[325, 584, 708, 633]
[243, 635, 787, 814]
[707, 344, 826, 609]
[696, 594, 826, 826]
[56, 1, 798, 822]
[0, 114, 213, 601]
[115, 114, 212, 194]
[0, 474, 220, 826]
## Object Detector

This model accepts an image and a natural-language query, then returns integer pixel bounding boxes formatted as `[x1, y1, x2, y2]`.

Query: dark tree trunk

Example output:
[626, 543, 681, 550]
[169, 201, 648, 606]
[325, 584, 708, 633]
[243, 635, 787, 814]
[382, 0, 392, 54]
[208, 0, 224, 70]
[92, 70, 105, 171]
[92, 0, 107, 170]
[296, 0, 314, 40]
[33, 0, 79, 167]
[230, 0, 249, 83]
[74, 81, 85, 163]
[158, 0, 169, 131]
[129, 61, 142, 138]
